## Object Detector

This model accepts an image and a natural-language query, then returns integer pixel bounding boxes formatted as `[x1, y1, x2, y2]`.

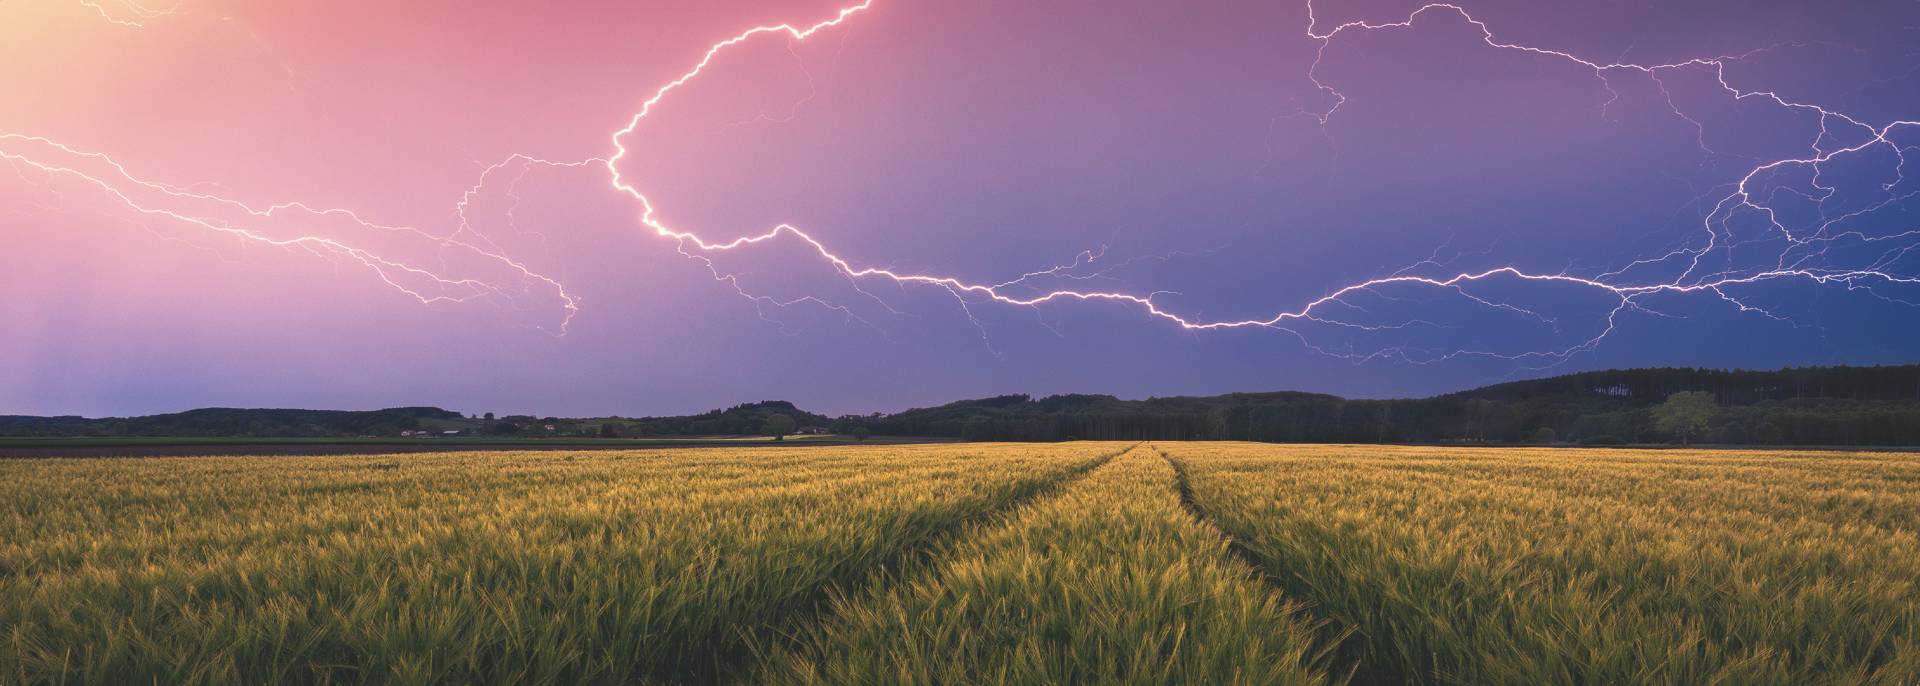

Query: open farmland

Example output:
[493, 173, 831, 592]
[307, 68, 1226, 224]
[4, 443, 1918, 684]
[1168, 444, 1920, 685]
[0, 444, 1120, 684]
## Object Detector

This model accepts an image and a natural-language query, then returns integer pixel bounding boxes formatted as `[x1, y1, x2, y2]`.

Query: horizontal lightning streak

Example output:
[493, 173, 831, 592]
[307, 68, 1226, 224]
[10, 0, 1920, 366]
[0, 135, 582, 333]
[597, 0, 1920, 364]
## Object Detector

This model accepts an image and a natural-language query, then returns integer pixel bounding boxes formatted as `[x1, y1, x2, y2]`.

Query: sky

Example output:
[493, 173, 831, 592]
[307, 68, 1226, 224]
[2, 0, 1918, 418]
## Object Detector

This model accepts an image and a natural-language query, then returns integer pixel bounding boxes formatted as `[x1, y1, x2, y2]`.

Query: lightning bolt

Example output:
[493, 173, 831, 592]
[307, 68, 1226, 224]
[590, 0, 1919, 366]
[9, 0, 1920, 369]
[73, 0, 180, 27]
[0, 135, 582, 333]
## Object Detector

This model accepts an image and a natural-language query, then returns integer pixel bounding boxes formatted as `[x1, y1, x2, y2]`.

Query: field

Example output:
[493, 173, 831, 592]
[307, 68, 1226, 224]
[3, 443, 1916, 684]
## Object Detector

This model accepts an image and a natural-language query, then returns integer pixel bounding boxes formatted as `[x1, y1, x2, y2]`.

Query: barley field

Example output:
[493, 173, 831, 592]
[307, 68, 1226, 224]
[3, 443, 1917, 684]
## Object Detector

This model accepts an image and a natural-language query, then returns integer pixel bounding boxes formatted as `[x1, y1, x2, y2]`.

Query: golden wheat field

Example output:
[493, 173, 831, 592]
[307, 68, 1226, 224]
[3, 442, 1917, 685]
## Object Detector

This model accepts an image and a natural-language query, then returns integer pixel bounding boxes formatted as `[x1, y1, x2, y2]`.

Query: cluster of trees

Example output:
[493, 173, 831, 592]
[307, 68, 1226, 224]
[625, 401, 833, 437]
[859, 365, 1920, 446]
[6, 365, 1917, 447]
[0, 402, 868, 441]
[0, 407, 462, 438]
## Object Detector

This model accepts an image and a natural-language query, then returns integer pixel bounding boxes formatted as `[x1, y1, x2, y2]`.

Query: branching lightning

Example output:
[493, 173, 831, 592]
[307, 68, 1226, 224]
[73, 0, 180, 28]
[587, 0, 1920, 366]
[0, 135, 582, 332]
[8, 0, 1919, 368]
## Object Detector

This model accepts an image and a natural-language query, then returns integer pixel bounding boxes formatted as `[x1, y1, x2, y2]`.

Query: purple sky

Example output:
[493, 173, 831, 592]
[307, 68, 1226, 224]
[3, 0, 1918, 417]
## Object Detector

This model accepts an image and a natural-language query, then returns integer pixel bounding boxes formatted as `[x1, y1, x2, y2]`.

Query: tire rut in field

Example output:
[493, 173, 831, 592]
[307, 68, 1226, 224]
[706, 442, 1138, 685]
[1158, 445, 1278, 583]
[1156, 446, 1379, 686]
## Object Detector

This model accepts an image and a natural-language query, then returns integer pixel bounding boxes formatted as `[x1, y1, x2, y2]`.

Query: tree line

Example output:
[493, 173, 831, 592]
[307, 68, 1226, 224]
[849, 365, 1920, 446]
[6, 365, 1919, 446]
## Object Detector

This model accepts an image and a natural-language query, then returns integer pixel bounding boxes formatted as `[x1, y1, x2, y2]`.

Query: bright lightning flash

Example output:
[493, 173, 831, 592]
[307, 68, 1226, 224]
[5, 0, 1918, 367]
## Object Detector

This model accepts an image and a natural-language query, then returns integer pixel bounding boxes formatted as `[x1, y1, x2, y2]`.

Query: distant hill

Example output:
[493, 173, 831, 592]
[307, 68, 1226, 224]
[0, 401, 835, 441]
[6, 364, 1919, 446]
[0, 407, 463, 438]
[1448, 365, 1920, 404]
[853, 365, 1920, 445]
[626, 400, 833, 437]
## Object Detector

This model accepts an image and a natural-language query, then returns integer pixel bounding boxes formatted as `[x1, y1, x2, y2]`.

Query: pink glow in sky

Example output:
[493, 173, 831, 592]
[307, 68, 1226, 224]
[4, 0, 1918, 416]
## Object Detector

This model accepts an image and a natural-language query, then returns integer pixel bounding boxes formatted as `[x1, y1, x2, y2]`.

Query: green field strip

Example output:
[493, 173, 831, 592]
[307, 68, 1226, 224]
[750, 444, 1333, 686]
[0, 444, 1125, 685]
[1166, 443, 1920, 685]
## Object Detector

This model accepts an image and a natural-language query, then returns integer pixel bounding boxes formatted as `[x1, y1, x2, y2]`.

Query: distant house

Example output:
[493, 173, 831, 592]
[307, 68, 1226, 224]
[400, 430, 415, 437]
[442, 430, 462, 436]
[795, 427, 830, 435]
[544, 424, 558, 432]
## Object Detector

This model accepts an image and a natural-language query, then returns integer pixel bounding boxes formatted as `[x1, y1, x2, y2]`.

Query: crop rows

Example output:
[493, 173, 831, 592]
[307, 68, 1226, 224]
[0, 444, 1121, 684]
[757, 444, 1332, 685]
[5, 443, 1918, 684]
[1168, 443, 1920, 685]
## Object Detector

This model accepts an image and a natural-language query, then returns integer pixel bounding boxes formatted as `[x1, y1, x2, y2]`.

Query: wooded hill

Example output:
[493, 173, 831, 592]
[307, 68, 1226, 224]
[844, 365, 1920, 445]
[6, 365, 1919, 446]
[0, 407, 463, 439]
